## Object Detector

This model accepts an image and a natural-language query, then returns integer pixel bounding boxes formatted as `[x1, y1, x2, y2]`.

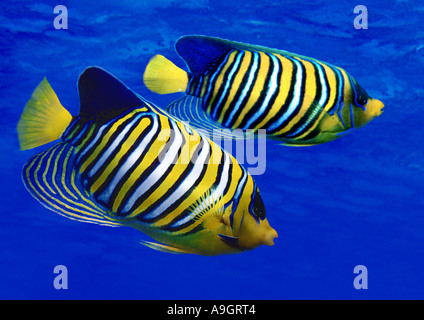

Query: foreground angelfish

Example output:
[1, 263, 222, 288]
[143, 35, 384, 146]
[18, 67, 277, 255]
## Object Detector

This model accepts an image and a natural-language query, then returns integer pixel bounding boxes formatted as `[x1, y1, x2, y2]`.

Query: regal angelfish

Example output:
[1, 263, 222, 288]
[18, 67, 277, 255]
[143, 35, 384, 146]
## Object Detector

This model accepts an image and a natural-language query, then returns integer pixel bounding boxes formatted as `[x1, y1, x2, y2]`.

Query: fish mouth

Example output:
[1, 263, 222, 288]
[263, 227, 278, 246]
[370, 98, 384, 117]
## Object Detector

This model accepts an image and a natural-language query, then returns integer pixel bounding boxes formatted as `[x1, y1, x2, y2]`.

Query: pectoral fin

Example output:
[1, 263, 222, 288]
[217, 234, 244, 251]
[319, 111, 345, 134]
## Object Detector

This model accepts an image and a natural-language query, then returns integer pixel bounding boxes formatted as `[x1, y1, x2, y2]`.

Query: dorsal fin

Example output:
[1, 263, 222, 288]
[78, 67, 144, 121]
[175, 35, 232, 74]
[175, 35, 323, 74]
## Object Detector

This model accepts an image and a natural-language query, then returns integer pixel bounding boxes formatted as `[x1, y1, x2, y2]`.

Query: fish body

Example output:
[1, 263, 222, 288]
[143, 35, 384, 145]
[18, 67, 277, 255]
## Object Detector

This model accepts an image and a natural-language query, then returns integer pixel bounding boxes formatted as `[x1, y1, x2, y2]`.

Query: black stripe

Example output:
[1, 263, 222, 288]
[320, 63, 331, 110]
[88, 115, 146, 190]
[283, 61, 322, 137]
[223, 161, 234, 197]
[246, 53, 284, 130]
[92, 118, 155, 205]
[295, 128, 320, 141]
[266, 56, 305, 134]
[158, 150, 226, 230]
[79, 114, 139, 188]
[136, 140, 209, 222]
[69, 121, 93, 147]
[203, 53, 232, 114]
[101, 118, 161, 213]
[223, 53, 262, 128]
[326, 64, 343, 116]
[160, 151, 224, 231]
[212, 51, 245, 122]
[128, 127, 187, 217]
[116, 118, 176, 215]
[218, 53, 253, 128]
[284, 103, 323, 138]
[75, 119, 112, 169]
[220, 52, 258, 127]
[61, 117, 82, 143]
[207, 51, 242, 121]
[187, 75, 201, 96]
[163, 221, 205, 235]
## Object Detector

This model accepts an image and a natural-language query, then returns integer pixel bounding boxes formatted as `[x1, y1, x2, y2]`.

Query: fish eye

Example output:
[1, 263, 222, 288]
[251, 188, 266, 221]
[353, 79, 369, 107]
[357, 94, 368, 106]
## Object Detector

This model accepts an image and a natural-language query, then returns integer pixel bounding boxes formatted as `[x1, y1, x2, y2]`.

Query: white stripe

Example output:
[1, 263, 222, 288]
[211, 151, 230, 199]
[88, 114, 142, 178]
[170, 149, 231, 228]
[224, 52, 259, 127]
[77, 124, 108, 163]
[313, 61, 328, 108]
[232, 166, 248, 207]
[268, 58, 303, 131]
[285, 61, 329, 137]
[203, 52, 232, 112]
[97, 114, 159, 203]
[211, 52, 244, 120]
[244, 54, 280, 129]
[121, 120, 183, 214]
[142, 135, 211, 220]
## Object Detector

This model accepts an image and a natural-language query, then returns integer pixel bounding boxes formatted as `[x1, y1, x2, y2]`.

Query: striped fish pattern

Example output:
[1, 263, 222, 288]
[19, 67, 277, 255]
[143, 35, 384, 145]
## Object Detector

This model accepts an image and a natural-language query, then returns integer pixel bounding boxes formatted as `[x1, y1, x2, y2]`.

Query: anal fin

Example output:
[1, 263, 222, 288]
[166, 95, 246, 140]
[140, 240, 193, 254]
[22, 142, 120, 227]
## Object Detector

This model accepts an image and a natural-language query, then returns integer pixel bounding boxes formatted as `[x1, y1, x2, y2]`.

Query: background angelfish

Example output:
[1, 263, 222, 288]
[18, 67, 277, 256]
[143, 35, 384, 146]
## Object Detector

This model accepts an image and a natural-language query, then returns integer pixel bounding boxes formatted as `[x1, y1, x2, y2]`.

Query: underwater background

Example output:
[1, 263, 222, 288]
[1, 0, 423, 299]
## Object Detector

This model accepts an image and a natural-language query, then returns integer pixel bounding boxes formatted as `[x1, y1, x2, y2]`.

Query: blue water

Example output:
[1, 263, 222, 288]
[1, 0, 423, 300]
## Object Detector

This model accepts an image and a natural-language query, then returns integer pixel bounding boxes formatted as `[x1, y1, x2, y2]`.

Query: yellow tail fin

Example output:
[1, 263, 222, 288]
[143, 54, 188, 94]
[17, 78, 72, 150]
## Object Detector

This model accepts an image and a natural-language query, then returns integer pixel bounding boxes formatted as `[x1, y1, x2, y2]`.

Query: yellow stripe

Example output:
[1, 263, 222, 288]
[338, 67, 354, 128]
[254, 54, 292, 129]
[206, 50, 238, 115]
[149, 133, 220, 227]
[69, 165, 116, 222]
[61, 147, 78, 200]
[52, 146, 107, 215]
[273, 57, 320, 136]
[217, 51, 252, 124]
[42, 148, 57, 195]
[79, 112, 135, 173]
[112, 116, 170, 212]
[74, 124, 95, 152]
[25, 147, 118, 226]
[89, 117, 151, 193]
[319, 62, 338, 112]
[200, 74, 210, 97]
[59, 147, 106, 215]
[35, 150, 53, 200]
[233, 51, 270, 128]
